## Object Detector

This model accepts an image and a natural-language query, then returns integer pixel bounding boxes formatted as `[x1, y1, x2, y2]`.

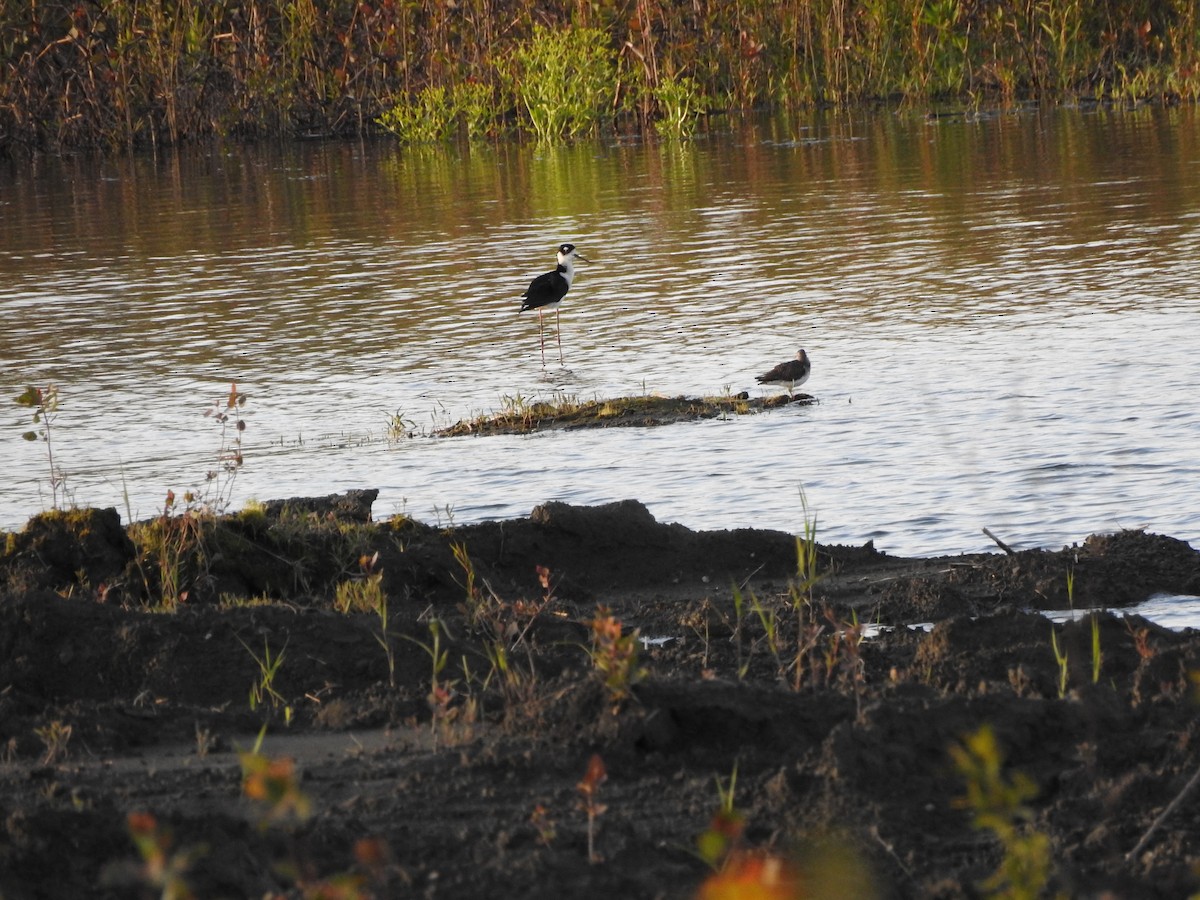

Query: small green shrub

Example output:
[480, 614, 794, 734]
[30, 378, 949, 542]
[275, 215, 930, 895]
[377, 80, 505, 143]
[951, 725, 1058, 899]
[377, 85, 457, 142]
[512, 25, 616, 140]
[653, 73, 709, 137]
[587, 605, 645, 709]
[453, 80, 504, 139]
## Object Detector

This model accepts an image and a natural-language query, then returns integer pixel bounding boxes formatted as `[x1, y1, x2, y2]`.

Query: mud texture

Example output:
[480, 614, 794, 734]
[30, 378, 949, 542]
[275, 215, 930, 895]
[432, 393, 816, 436]
[2, 493, 1200, 899]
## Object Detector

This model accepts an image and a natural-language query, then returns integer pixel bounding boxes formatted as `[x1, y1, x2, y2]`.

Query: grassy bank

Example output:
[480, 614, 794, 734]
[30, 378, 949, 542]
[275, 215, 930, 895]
[2, 0, 1198, 153]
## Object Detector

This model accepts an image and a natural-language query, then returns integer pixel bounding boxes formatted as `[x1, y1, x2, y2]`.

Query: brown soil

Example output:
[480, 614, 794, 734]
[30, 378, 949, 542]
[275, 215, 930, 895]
[2, 493, 1200, 899]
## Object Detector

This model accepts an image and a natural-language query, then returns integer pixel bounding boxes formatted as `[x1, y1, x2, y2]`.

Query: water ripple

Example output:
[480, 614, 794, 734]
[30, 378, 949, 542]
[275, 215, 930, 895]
[2, 112, 1199, 560]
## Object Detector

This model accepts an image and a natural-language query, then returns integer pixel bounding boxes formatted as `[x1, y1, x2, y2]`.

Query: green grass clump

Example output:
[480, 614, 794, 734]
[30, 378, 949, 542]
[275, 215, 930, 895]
[240, 636, 293, 724]
[128, 503, 210, 610]
[377, 85, 460, 143]
[335, 552, 396, 687]
[652, 73, 710, 138]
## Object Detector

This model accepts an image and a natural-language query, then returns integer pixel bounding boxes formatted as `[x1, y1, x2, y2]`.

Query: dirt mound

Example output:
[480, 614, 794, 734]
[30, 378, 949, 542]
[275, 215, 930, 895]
[1, 496, 1198, 898]
[433, 393, 818, 436]
[2, 507, 134, 592]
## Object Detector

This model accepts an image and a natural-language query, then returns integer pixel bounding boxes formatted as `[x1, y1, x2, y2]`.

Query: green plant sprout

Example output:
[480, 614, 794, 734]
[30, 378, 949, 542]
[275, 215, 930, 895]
[686, 599, 717, 671]
[1050, 628, 1068, 698]
[789, 485, 830, 692]
[732, 584, 749, 679]
[239, 636, 292, 723]
[432, 503, 456, 530]
[119, 811, 204, 900]
[480, 592, 543, 711]
[34, 719, 72, 765]
[745, 589, 786, 681]
[1065, 567, 1103, 685]
[794, 485, 822, 606]
[336, 552, 397, 687]
[194, 722, 216, 758]
[453, 554, 552, 714]
[950, 725, 1058, 899]
[482, 639, 517, 699]
[450, 542, 485, 628]
[15, 384, 66, 509]
[239, 732, 312, 827]
[334, 550, 383, 614]
[587, 606, 645, 709]
[384, 408, 416, 442]
[404, 618, 456, 747]
[696, 761, 744, 869]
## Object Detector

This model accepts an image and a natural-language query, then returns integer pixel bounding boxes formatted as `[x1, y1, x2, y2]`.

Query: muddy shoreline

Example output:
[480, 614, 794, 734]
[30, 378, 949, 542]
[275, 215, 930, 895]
[2, 493, 1199, 898]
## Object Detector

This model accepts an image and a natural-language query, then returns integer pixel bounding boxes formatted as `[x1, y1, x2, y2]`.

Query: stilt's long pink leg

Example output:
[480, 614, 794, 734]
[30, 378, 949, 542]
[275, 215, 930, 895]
[556, 310, 563, 365]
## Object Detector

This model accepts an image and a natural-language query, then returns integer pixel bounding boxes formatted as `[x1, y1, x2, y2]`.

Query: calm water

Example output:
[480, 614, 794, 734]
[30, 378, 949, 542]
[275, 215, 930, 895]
[3, 108, 1199, 560]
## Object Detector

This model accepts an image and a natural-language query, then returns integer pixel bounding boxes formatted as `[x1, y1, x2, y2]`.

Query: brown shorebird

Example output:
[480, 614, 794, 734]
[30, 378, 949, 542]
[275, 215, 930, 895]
[519, 243, 588, 366]
[755, 349, 812, 398]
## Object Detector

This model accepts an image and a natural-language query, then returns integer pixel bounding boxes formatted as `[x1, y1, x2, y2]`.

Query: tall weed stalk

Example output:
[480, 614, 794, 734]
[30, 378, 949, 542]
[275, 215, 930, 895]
[15, 385, 66, 509]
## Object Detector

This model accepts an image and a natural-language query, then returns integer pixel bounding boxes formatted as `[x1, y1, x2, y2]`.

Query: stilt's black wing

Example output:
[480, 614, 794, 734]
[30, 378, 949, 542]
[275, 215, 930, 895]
[520, 268, 569, 312]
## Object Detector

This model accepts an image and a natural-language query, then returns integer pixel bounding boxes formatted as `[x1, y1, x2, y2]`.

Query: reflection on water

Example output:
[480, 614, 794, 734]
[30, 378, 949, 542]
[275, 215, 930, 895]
[2, 108, 1199, 560]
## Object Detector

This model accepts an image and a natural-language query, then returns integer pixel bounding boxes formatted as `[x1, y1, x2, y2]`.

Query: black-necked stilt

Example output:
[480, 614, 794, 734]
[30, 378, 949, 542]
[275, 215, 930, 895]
[755, 349, 811, 398]
[519, 242, 587, 366]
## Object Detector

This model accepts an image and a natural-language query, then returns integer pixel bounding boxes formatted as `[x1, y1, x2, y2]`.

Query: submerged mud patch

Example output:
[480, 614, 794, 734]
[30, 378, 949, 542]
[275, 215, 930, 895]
[433, 392, 817, 436]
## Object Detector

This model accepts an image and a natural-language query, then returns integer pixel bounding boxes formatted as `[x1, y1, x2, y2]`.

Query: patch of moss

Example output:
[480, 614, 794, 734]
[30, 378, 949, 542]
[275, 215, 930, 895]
[237, 501, 269, 533]
[382, 515, 430, 539]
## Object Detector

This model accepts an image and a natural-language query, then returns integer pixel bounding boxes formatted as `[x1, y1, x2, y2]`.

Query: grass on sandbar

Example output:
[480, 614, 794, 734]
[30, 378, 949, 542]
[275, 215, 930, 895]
[434, 391, 814, 437]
